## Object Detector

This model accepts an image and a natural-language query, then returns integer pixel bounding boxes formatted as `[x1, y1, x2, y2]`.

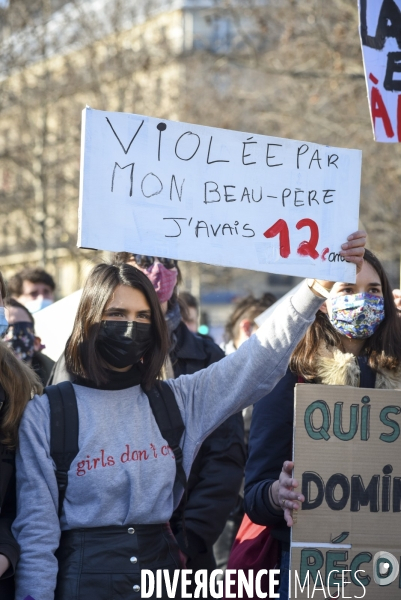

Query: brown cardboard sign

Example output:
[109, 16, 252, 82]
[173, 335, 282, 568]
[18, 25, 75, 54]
[291, 384, 401, 598]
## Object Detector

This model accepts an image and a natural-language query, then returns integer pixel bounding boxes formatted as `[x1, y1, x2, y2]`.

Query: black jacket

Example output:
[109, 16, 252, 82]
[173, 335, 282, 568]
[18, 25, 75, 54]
[244, 361, 376, 547]
[169, 323, 245, 570]
[32, 351, 55, 386]
[0, 387, 19, 600]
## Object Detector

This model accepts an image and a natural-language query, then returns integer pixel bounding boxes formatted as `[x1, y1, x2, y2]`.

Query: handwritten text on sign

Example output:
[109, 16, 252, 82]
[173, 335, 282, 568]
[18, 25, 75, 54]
[291, 385, 401, 599]
[359, 0, 401, 142]
[78, 108, 361, 279]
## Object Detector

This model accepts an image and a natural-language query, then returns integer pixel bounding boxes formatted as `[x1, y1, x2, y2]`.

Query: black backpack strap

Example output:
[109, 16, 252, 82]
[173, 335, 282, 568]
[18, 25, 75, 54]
[144, 381, 187, 490]
[45, 381, 79, 518]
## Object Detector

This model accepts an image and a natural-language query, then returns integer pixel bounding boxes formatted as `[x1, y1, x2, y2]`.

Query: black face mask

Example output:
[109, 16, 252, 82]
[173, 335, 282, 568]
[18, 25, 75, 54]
[96, 321, 153, 369]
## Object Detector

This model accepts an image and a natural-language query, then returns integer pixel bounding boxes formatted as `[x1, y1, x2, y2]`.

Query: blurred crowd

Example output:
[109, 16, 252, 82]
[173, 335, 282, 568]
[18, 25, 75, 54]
[1, 235, 401, 600]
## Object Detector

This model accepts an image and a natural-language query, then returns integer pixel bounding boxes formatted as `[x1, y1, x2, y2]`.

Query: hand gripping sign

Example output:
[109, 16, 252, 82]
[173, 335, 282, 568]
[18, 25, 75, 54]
[291, 384, 401, 599]
[78, 108, 361, 280]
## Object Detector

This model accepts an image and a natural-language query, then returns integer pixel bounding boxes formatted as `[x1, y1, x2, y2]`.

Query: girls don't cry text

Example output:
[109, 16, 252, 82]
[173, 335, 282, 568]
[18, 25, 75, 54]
[75, 444, 175, 476]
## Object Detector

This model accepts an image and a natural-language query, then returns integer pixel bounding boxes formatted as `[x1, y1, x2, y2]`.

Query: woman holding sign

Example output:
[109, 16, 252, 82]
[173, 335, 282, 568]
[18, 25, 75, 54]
[244, 248, 401, 599]
[12, 232, 365, 600]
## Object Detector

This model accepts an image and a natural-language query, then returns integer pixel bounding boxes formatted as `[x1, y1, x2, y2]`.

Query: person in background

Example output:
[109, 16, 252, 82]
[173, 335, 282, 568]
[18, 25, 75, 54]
[114, 254, 245, 593]
[393, 288, 401, 312]
[244, 249, 400, 599]
[223, 292, 277, 442]
[178, 291, 199, 333]
[0, 272, 43, 600]
[224, 293, 277, 352]
[8, 268, 55, 314]
[3, 298, 55, 385]
[212, 292, 277, 573]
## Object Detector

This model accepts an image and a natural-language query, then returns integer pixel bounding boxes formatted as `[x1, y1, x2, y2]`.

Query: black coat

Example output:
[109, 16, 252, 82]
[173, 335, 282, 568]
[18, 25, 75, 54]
[169, 323, 245, 571]
[32, 351, 55, 386]
[244, 361, 376, 547]
[0, 387, 19, 600]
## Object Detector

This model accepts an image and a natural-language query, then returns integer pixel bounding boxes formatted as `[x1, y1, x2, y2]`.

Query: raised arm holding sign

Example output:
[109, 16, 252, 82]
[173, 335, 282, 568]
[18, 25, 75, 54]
[13, 242, 366, 600]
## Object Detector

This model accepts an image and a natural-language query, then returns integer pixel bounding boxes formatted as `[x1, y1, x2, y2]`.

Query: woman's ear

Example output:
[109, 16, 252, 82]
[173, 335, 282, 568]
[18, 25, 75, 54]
[33, 335, 42, 352]
[319, 301, 328, 315]
[239, 318, 254, 339]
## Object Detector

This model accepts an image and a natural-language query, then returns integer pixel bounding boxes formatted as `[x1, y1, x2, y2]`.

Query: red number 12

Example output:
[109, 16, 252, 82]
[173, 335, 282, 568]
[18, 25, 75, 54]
[263, 218, 319, 259]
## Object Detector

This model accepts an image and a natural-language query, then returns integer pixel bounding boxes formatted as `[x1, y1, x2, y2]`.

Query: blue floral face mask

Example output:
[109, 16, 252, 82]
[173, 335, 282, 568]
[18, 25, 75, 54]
[329, 293, 385, 339]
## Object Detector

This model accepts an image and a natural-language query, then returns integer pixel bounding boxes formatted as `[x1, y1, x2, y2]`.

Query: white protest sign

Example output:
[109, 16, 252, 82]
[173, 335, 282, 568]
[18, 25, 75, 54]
[359, 0, 401, 142]
[34, 289, 82, 361]
[78, 107, 361, 280]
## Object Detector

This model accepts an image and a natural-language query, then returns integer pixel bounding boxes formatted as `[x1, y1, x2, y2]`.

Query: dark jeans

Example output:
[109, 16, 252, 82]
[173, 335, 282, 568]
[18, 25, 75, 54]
[55, 523, 184, 600]
[213, 514, 243, 572]
[0, 576, 14, 600]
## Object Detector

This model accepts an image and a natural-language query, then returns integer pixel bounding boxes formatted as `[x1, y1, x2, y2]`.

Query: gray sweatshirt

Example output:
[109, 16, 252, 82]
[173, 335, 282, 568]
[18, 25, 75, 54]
[13, 282, 322, 600]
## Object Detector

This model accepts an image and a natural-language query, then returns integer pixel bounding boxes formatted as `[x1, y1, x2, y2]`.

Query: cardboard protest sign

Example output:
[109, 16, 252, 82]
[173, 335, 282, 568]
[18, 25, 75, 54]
[359, 0, 401, 142]
[291, 384, 401, 598]
[78, 107, 361, 280]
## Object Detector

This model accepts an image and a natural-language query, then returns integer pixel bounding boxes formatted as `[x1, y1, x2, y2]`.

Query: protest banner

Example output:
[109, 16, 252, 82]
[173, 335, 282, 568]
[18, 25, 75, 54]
[78, 107, 361, 281]
[359, 0, 401, 142]
[291, 384, 401, 598]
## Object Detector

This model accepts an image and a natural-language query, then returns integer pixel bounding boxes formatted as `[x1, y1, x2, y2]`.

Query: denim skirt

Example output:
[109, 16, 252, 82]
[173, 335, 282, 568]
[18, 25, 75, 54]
[55, 523, 184, 600]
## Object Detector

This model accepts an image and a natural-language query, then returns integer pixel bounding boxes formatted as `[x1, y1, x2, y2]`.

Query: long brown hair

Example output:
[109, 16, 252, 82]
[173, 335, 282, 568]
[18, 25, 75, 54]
[0, 342, 43, 448]
[290, 249, 401, 379]
[65, 263, 169, 390]
[0, 270, 42, 448]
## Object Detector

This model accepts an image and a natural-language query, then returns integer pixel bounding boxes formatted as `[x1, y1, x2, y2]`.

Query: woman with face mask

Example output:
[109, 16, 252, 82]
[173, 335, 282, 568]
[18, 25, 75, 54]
[243, 249, 400, 600]
[115, 254, 245, 591]
[3, 298, 55, 385]
[12, 232, 365, 600]
[0, 273, 42, 600]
